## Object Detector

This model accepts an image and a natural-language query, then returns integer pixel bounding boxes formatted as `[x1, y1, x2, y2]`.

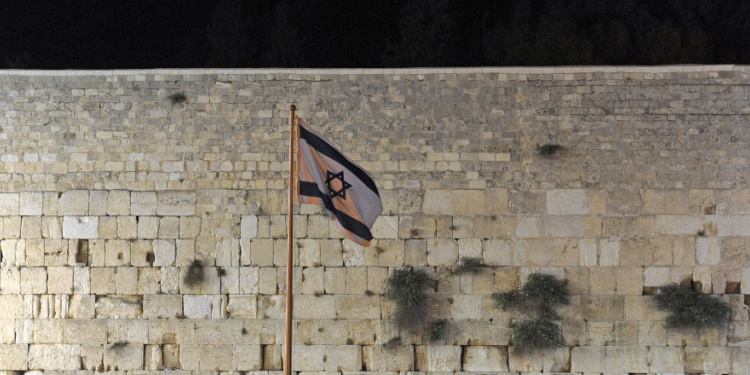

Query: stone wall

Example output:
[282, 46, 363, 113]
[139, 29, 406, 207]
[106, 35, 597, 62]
[0, 66, 749, 374]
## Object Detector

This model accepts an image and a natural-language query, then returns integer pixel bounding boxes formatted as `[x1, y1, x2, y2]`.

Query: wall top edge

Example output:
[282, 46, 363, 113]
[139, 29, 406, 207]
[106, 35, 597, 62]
[0, 65, 745, 76]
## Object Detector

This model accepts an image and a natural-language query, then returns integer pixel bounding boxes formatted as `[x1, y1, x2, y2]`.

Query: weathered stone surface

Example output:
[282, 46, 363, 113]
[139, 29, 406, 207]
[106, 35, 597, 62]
[0, 193, 20, 215]
[416, 345, 461, 371]
[20, 192, 42, 215]
[157, 191, 196, 215]
[59, 190, 88, 215]
[28, 344, 80, 370]
[463, 345, 509, 372]
[62, 216, 99, 238]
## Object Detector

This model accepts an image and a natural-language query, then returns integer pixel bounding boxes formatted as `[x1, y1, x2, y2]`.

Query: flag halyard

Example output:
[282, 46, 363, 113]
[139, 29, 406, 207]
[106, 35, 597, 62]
[297, 118, 382, 247]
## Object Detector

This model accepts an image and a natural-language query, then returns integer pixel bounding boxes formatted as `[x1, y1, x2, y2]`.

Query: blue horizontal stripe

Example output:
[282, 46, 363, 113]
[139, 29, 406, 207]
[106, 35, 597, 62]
[299, 181, 373, 241]
[298, 124, 380, 197]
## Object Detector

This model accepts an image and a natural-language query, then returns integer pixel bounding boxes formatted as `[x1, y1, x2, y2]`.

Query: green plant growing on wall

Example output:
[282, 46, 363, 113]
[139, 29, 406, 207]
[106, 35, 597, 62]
[384, 336, 402, 350]
[427, 319, 448, 342]
[494, 273, 569, 351]
[452, 257, 483, 275]
[537, 144, 562, 157]
[654, 283, 731, 329]
[386, 267, 433, 328]
[167, 92, 187, 105]
[109, 341, 128, 351]
[184, 259, 205, 287]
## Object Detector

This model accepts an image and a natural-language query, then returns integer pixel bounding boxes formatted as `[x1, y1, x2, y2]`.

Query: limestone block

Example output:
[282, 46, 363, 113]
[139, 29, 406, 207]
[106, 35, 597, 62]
[257, 267, 276, 295]
[226, 295, 257, 318]
[508, 347, 543, 372]
[604, 346, 648, 372]
[696, 237, 720, 265]
[598, 239, 619, 266]
[3, 216, 20, 238]
[161, 266, 180, 294]
[104, 342, 143, 370]
[60, 190, 88, 215]
[547, 189, 589, 215]
[145, 344, 162, 370]
[452, 189, 487, 215]
[372, 215, 398, 239]
[28, 344, 80, 370]
[42, 216, 62, 238]
[343, 240, 365, 266]
[42, 192, 59, 216]
[47, 267, 73, 294]
[656, 215, 704, 235]
[62, 319, 106, 344]
[649, 346, 684, 373]
[0, 296, 24, 318]
[0, 267, 20, 294]
[95, 295, 142, 318]
[88, 190, 108, 216]
[486, 187, 509, 214]
[143, 294, 183, 319]
[291, 344, 325, 371]
[180, 216, 201, 238]
[158, 191, 196, 215]
[131, 191, 157, 215]
[325, 345, 362, 371]
[176, 239, 195, 266]
[183, 295, 212, 319]
[68, 295, 95, 319]
[233, 344, 262, 370]
[137, 216, 158, 239]
[643, 266, 669, 287]
[482, 239, 512, 266]
[375, 239, 403, 267]
[117, 216, 137, 239]
[0, 345, 27, 370]
[159, 216, 180, 238]
[616, 267, 643, 295]
[423, 190, 452, 215]
[98, 216, 117, 239]
[582, 296, 624, 321]
[20, 267, 47, 294]
[240, 215, 258, 239]
[107, 190, 130, 215]
[703, 347, 732, 373]
[0, 193, 20, 215]
[20, 192, 42, 216]
[104, 239, 131, 266]
[335, 295, 380, 319]
[300, 267, 324, 295]
[62, 216, 99, 239]
[294, 295, 336, 319]
[416, 345, 461, 371]
[543, 346, 571, 372]
[238, 266, 259, 294]
[137, 267, 161, 294]
[570, 346, 605, 372]
[624, 296, 668, 321]
[516, 217, 540, 238]
[426, 238, 458, 266]
[307, 215, 329, 238]
[451, 295, 482, 319]
[1, 239, 25, 267]
[606, 189, 642, 214]
[733, 347, 750, 373]
[153, 239, 176, 266]
[365, 345, 414, 371]
[509, 190, 546, 214]
[463, 345, 509, 372]
[541, 216, 584, 237]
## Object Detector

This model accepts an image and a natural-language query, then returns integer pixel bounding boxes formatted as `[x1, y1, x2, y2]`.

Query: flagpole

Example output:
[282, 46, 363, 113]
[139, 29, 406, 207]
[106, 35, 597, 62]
[285, 104, 296, 375]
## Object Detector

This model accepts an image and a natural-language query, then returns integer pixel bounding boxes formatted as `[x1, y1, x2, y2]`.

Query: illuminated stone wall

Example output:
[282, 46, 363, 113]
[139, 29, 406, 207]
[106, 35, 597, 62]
[0, 66, 749, 373]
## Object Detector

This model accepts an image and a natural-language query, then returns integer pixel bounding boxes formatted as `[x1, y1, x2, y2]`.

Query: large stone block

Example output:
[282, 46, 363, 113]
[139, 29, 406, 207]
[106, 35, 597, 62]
[416, 345, 461, 371]
[157, 191, 196, 215]
[62, 216, 99, 239]
[0, 193, 20, 215]
[20, 192, 42, 215]
[131, 191, 157, 215]
[463, 345, 509, 372]
[547, 189, 590, 215]
[28, 344, 80, 370]
[325, 345, 362, 371]
[143, 295, 182, 319]
[60, 190, 89, 215]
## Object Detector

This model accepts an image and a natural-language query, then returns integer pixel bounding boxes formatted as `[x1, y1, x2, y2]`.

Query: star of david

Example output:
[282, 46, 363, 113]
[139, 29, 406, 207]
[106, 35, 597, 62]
[325, 170, 352, 200]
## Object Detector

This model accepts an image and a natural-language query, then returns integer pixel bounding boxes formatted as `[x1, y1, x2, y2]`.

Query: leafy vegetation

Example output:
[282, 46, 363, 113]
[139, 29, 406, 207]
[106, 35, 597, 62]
[654, 283, 731, 329]
[537, 144, 563, 157]
[495, 273, 569, 352]
[386, 267, 433, 328]
[384, 336, 402, 350]
[452, 257, 483, 275]
[167, 92, 187, 105]
[427, 319, 449, 342]
[184, 259, 205, 287]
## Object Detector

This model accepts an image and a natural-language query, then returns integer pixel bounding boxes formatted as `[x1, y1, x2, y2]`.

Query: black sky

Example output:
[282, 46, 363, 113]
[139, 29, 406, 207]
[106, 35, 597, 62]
[1, 0, 749, 69]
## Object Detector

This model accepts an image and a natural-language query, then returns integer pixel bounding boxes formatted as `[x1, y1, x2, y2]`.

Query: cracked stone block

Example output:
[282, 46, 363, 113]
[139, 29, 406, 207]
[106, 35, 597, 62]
[157, 191, 196, 216]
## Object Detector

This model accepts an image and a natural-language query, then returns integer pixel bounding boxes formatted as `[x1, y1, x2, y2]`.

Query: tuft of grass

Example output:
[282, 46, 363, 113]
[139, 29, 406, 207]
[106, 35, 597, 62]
[521, 273, 570, 307]
[409, 228, 420, 237]
[167, 92, 187, 105]
[427, 319, 448, 342]
[184, 259, 205, 287]
[216, 267, 227, 277]
[510, 319, 563, 352]
[110, 341, 128, 351]
[384, 336, 402, 350]
[452, 257, 483, 276]
[386, 267, 432, 328]
[537, 144, 562, 157]
[493, 291, 522, 310]
[654, 283, 731, 329]
[241, 327, 248, 335]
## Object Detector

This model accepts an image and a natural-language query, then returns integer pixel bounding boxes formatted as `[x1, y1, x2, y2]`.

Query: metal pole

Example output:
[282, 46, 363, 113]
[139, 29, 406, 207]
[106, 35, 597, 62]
[285, 104, 296, 375]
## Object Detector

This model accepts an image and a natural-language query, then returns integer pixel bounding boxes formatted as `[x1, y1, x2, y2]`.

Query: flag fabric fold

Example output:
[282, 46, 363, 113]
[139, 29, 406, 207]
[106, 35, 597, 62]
[296, 118, 382, 247]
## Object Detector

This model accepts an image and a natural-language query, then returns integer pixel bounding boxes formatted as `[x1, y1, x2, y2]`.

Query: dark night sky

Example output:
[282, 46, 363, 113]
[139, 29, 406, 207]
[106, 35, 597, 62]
[2, 0, 749, 69]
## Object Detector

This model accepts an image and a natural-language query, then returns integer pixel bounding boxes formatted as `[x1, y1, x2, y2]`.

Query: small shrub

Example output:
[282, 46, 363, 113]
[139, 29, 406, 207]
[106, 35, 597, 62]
[384, 336, 402, 350]
[167, 92, 187, 105]
[510, 319, 563, 351]
[537, 144, 562, 156]
[110, 341, 128, 351]
[409, 228, 420, 237]
[386, 267, 432, 328]
[654, 283, 731, 329]
[184, 259, 205, 287]
[452, 257, 483, 275]
[427, 319, 448, 342]
[216, 267, 227, 277]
